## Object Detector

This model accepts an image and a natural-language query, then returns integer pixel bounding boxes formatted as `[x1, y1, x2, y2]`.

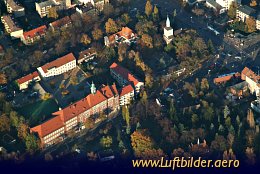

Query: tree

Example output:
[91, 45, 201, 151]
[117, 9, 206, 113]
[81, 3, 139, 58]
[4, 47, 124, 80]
[0, 115, 10, 132]
[25, 134, 39, 152]
[100, 136, 113, 148]
[200, 78, 209, 91]
[119, 13, 131, 26]
[103, 3, 115, 17]
[245, 147, 256, 165]
[47, 7, 59, 19]
[105, 18, 118, 34]
[0, 73, 7, 85]
[227, 133, 235, 148]
[131, 130, 153, 158]
[152, 5, 159, 22]
[169, 100, 177, 122]
[92, 28, 103, 41]
[17, 122, 29, 139]
[10, 111, 19, 128]
[87, 151, 98, 161]
[191, 114, 199, 126]
[245, 17, 256, 33]
[210, 135, 228, 152]
[228, 2, 237, 19]
[85, 117, 95, 129]
[141, 34, 153, 48]
[250, 0, 257, 7]
[247, 109, 255, 129]
[225, 116, 232, 128]
[153, 34, 163, 49]
[223, 105, 230, 119]
[145, 0, 153, 17]
[118, 43, 128, 62]
[80, 34, 91, 45]
[207, 39, 214, 54]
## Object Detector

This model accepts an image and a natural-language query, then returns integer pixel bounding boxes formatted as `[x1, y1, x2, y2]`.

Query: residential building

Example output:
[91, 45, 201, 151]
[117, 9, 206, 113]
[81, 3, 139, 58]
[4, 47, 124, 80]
[110, 62, 144, 94]
[256, 15, 260, 30]
[31, 83, 120, 147]
[77, 48, 97, 64]
[4, 0, 25, 17]
[52, 0, 72, 10]
[1, 15, 23, 39]
[37, 53, 77, 79]
[35, 1, 54, 18]
[104, 27, 138, 47]
[213, 72, 240, 84]
[21, 25, 47, 45]
[49, 16, 72, 31]
[236, 5, 256, 22]
[119, 84, 134, 106]
[16, 71, 41, 90]
[75, 3, 96, 16]
[216, 0, 240, 10]
[241, 67, 260, 96]
[229, 81, 248, 97]
[163, 15, 174, 44]
[206, 0, 225, 14]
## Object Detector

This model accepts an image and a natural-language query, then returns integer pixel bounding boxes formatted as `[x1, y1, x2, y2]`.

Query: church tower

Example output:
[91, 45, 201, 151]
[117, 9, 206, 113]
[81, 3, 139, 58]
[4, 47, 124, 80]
[90, 81, 96, 94]
[163, 15, 174, 44]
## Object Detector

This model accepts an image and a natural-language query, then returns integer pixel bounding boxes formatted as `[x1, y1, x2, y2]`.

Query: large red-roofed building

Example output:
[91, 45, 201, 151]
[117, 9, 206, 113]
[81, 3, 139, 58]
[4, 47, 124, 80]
[16, 71, 41, 90]
[21, 25, 47, 45]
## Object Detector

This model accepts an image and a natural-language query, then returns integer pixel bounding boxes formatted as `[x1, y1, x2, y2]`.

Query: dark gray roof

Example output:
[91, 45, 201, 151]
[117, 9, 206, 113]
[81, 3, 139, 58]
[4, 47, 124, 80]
[237, 5, 256, 16]
[206, 0, 222, 9]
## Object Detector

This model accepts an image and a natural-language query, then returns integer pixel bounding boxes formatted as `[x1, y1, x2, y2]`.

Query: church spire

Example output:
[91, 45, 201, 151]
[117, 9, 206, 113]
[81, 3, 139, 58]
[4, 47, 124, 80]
[91, 81, 96, 94]
[166, 15, 170, 28]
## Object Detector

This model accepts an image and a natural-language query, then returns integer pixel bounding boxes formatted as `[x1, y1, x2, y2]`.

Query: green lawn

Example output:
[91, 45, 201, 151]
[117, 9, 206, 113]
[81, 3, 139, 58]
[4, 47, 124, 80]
[18, 99, 59, 126]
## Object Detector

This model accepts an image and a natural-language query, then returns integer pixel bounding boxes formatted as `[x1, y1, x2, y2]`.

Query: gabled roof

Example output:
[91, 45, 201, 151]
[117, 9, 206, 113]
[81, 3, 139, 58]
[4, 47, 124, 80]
[23, 25, 47, 39]
[237, 5, 256, 16]
[31, 116, 64, 138]
[6, 0, 24, 11]
[241, 67, 260, 83]
[40, 53, 76, 73]
[100, 84, 115, 99]
[50, 16, 71, 29]
[78, 48, 96, 60]
[16, 71, 39, 85]
[120, 84, 134, 97]
[110, 62, 141, 86]
[107, 27, 137, 44]
[1, 15, 22, 32]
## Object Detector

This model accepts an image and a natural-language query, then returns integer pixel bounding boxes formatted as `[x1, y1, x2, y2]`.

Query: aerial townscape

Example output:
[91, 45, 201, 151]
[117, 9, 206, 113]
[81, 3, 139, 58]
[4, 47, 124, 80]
[0, 0, 260, 173]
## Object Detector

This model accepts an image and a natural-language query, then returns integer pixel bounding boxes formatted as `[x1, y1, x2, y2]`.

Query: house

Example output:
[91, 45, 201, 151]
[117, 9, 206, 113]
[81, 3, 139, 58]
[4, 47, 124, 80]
[77, 0, 109, 11]
[52, 0, 72, 9]
[75, 3, 96, 16]
[236, 5, 256, 22]
[77, 48, 97, 64]
[163, 15, 174, 44]
[256, 15, 260, 30]
[35, 1, 54, 18]
[110, 62, 144, 94]
[104, 27, 138, 47]
[49, 16, 72, 31]
[31, 83, 120, 147]
[206, 0, 226, 14]
[16, 71, 41, 90]
[21, 25, 47, 45]
[241, 67, 260, 96]
[37, 53, 77, 79]
[216, 0, 240, 10]
[119, 84, 134, 106]
[1, 15, 23, 39]
[229, 81, 248, 97]
[4, 0, 25, 17]
[213, 72, 240, 84]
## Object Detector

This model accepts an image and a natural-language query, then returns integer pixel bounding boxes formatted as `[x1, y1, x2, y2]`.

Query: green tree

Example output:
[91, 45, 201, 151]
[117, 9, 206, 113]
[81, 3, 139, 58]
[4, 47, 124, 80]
[145, 0, 153, 17]
[105, 18, 118, 34]
[191, 114, 199, 126]
[25, 134, 39, 152]
[225, 116, 232, 128]
[224, 105, 230, 119]
[152, 5, 159, 22]
[10, 111, 19, 128]
[207, 39, 215, 54]
[169, 100, 177, 122]
[92, 28, 103, 40]
[103, 3, 114, 17]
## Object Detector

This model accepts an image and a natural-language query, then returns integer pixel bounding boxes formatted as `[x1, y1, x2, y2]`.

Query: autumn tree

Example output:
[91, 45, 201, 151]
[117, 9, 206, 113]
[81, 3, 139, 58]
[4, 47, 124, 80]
[223, 149, 236, 160]
[118, 13, 131, 27]
[131, 130, 153, 158]
[25, 134, 40, 152]
[245, 147, 256, 165]
[210, 135, 228, 152]
[118, 43, 128, 62]
[228, 2, 237, 19]
[17, 122, 29, 139]
[100, 136, 113, 148]
[152, 5, 159, 22]
[47, 7, 59, 19]
[245, 17, 256, 33]
[153, 34, 163, 49]
[247, 109, 255, 129]
[0, 73, 7, 85]
[0, 115, 10, 132]
[105, 18, 118, 34]
[145, 0, 153, 17]
[103, 3, 115, 17]
[200, 78, 209, 91]
[141, 34, 153, 48]
[250, 0, 257, 7]
[92, 28, 103, 41]
[10, 111, 19, 128]
[85, 117, 95, 129]
[80, 34, 91, 45]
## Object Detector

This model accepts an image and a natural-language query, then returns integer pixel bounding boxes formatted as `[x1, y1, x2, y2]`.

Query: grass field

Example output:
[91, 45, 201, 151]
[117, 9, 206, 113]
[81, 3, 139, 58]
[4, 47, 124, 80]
[18, 99, 59, 126]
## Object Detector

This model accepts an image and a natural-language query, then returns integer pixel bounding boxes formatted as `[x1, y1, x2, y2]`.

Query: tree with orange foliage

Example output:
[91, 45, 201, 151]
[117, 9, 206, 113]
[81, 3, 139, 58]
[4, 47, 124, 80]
[0, 73, 7, 85]
[245, 17, 256, 33]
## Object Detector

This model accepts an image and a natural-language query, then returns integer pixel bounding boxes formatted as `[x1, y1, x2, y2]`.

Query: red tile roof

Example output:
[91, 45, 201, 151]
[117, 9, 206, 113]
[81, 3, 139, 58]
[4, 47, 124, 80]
[23, 25, 47, 40]
[120, 84, 134, 97]
[110, 62, 140, 86]
[16, 71, 39, 85]
[50, 16, 71, 29]
[40, 53, 76, 73]
[31, 116, 64, 138]
[214, 73, 240, 84]
[107, 27, 136, 43]
[100, 85, 115, 99]
[241, 67, 260, 81]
